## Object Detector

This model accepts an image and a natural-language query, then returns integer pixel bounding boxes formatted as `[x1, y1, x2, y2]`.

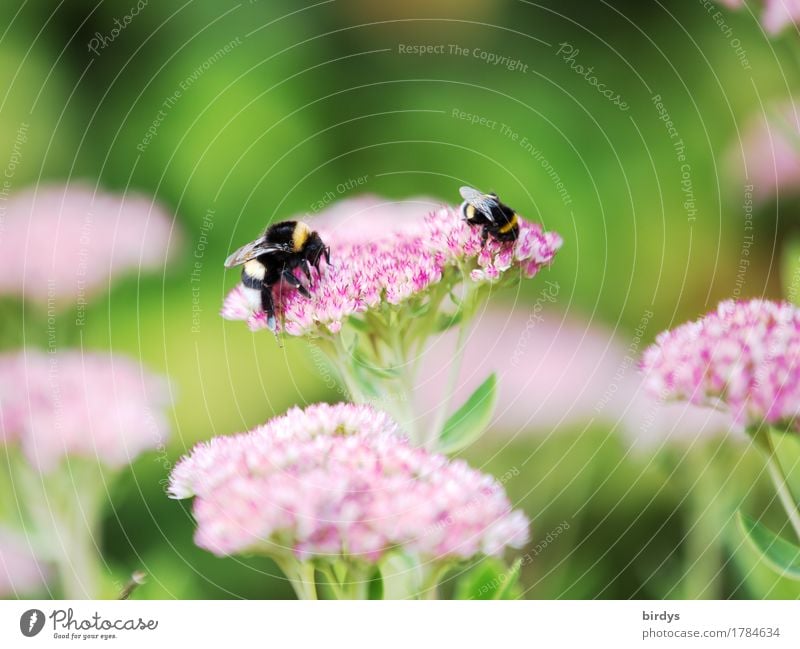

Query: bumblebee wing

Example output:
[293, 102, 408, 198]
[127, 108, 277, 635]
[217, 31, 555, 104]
[224, 238, 278, 267]
[459, 186, 499, 222]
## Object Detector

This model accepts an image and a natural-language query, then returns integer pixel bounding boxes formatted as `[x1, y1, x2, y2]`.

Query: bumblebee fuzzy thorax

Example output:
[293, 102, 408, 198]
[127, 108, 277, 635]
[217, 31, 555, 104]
[292, 222, 311, 252]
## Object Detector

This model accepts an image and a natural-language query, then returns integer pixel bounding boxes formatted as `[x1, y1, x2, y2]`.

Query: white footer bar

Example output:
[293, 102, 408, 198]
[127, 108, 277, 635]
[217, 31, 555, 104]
[1, 600, 797, 648]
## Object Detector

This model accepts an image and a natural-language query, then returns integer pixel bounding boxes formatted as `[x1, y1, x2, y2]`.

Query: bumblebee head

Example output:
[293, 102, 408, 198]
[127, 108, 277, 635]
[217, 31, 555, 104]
[303, 231, 331, 270]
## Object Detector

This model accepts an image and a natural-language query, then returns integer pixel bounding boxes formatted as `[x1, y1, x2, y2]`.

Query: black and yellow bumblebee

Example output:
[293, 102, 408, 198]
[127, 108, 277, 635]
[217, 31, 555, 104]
[459, 186, 520, 247]
[224, 220, 330, 330]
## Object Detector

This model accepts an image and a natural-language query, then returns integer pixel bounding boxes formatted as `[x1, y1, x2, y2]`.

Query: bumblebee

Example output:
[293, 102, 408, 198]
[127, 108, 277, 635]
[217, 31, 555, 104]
[459, 186, 519, 247]
[224, 220, 330, 330]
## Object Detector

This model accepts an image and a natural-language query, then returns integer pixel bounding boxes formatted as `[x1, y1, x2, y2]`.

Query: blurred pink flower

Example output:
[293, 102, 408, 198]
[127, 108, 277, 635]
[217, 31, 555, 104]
[0, 184, 179, 306]
[763, 0, 800, 33]
[221, 196, 561, 336]
[734, 101, 800, 202]
[416, 306, 732, 447]
[304, 195, 437, 240]
[0, 349, 172, 472]
[0, 527, 49, 597]
[618, 382, 735, 450]
[641, 299, 800, 431]
[717, 0, 800, 33]
[169, 402, 529, 561]
[417, 305, 621, 433]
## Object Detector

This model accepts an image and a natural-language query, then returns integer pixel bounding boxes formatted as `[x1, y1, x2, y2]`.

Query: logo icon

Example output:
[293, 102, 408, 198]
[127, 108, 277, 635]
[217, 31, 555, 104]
[20, 609, 45, 637]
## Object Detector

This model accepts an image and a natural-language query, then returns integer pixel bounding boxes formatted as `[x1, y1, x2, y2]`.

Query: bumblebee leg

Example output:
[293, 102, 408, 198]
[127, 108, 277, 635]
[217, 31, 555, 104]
[282, 268, 311, 298]
[260, 285, 277, 330]
[300, 259, 313, 282]
[481, 226, 490, 248]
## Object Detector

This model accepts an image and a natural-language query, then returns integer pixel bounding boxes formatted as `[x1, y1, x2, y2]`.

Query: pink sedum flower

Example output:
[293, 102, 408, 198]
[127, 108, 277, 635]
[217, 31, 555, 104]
[169, 403, 529, 562]
[221, 196, 561, 336]
[641, 299, 800, 431]
[0, 527, 50, 597]
[0, 349, 172, 472]
[0, 184, 179, 306]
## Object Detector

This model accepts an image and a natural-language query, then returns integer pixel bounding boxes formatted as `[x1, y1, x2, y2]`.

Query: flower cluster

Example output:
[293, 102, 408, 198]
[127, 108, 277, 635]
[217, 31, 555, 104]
[221, 196, 561, 336]
[0, 349, 173, 472]
[169, 403, 529, 562]
[0, 184, 178, 306]
[641, 299, 800, 431]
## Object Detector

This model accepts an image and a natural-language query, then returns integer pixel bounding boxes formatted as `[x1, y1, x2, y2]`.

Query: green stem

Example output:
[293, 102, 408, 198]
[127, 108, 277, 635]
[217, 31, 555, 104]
[394, 369, 419, 444]
[57, 506, 101, 599]
[318, 336, 365, 402]
[418, 562, 450, 600]
[318, 565, 348, 600]
[346, 570, 368, 599]
[753, 427, 800, 543]
[275, 559, 318, 600]
[681, 446, 723, 599]
[377, 320, 420, 444]
[299, 562, 318, 600]
[54, 464, 103, 599]
[320, 327, 423, 443]
[15, 460, 103, 598]
[427, 320, 470, 449]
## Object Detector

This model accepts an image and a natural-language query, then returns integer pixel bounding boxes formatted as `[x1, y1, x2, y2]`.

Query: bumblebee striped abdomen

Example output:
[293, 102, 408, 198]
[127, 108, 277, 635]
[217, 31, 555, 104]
[498, 212, 518, 234]
[242, 259, 266, 287]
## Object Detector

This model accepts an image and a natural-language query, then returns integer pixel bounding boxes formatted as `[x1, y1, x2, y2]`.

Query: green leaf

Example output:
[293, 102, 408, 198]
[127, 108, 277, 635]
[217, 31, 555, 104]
[781, 236, 800, 305]
[347, 356, 380, 398]
[492, 558, 522, 599]
[346, 315, 372, 333]
[454, 558, 522, 600]
[437, 373, 497, 454]
[351, 345, 400, 380]
[434, 310, 465, 333]
[737, 511, 800, 580]
[408, 299, 431, 319]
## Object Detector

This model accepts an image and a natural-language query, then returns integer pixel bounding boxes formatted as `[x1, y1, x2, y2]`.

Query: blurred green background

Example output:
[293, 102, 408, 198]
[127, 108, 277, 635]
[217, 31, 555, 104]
[2, 0, 800, 598]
